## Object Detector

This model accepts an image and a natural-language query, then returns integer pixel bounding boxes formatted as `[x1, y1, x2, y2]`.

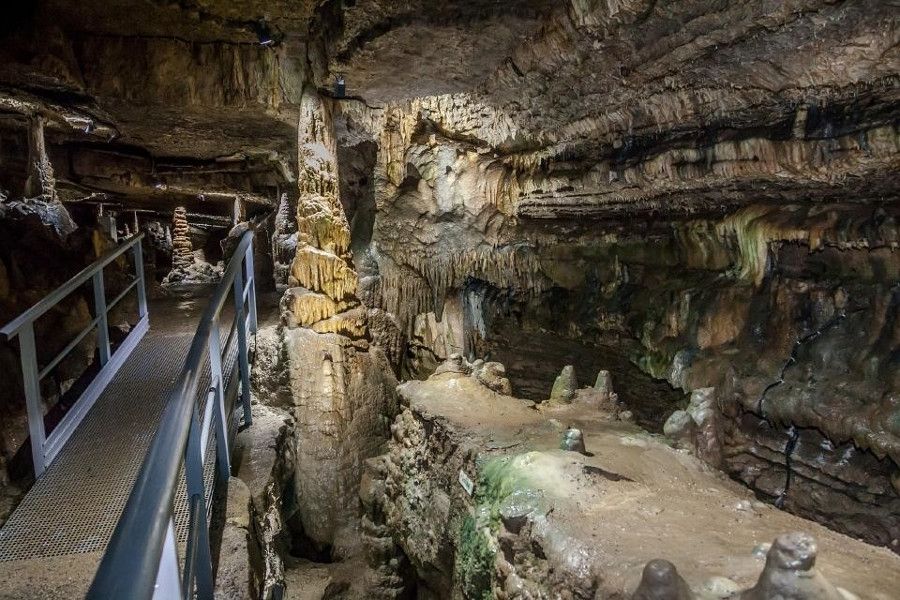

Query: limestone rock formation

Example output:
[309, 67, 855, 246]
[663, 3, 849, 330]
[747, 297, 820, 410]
[364, 366, 897, 599]
[471, 360, 513, 396]
[594, 370, 615, 398]
[278, 87, 401, 555]
[664, 388, 724, 468]
[283, 328, 397, 552]
[169, 206, 193, 271]
[560, 428, 587, 454]
[740, 532, 846, 600]
[0, 0, 898, 597]
[549, 365, 577, 403]
[631, 560, 694, 600]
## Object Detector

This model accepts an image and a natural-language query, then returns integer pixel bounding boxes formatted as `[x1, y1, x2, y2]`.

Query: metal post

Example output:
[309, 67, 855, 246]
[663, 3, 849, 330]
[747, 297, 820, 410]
[245, 242, 258, 334]
[18, 323, 47, 477]
[92, 270, 111, 365]
[207, 329, 230, 479]
[232, 268, 252, 426]
[183, 407, 214, 599]
[182, 493, 213, 599]
[152, 517, 182, 600]
[133, 239, 148, 319]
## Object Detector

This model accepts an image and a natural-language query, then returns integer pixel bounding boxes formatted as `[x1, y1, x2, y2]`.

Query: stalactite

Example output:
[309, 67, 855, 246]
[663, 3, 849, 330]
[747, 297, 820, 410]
[369, 245, 546, 333]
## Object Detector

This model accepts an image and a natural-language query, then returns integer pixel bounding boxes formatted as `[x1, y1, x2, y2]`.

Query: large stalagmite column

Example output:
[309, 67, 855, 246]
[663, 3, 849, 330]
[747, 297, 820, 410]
[280, 87, 397, 553]
[287, 88, 360, 329]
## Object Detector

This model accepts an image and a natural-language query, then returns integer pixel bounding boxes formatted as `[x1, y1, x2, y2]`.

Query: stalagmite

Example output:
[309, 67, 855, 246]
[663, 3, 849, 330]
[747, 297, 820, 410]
[170, 206, 193, 271]
[550, 365, 578, 403]
[741, 533, 846, 600]
[631, 560, 694, 600]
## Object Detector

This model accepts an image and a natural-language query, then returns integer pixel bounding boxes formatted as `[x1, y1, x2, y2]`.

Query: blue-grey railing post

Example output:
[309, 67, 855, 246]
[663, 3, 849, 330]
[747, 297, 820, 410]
[92, 269, 111, 365]
[134, 238, 148, 319]
[153, 516, 182, 600]
[245, 243, 258, 334]
[183, 405, 214, 599]
[183, 493, 212, 599]
[207, 329, 230, 479]
[18, 323, 47, 477]
[232, 266, 252, 426]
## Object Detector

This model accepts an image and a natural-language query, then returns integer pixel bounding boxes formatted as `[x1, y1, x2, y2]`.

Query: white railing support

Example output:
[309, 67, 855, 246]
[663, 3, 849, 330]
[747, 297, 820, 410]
[207, 328, 230, 481]
[134, 238, 148, 319]
[152, 518, 182, 600]
[17, 323, 46, 478]
[232, 267, 252, 426]
[92, 269, 111, 365]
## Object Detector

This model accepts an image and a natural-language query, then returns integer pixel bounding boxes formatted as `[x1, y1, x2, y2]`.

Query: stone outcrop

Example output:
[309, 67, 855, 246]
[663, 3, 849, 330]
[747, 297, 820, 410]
[361, 365, 900, 599]
[549, 365, 577, 403]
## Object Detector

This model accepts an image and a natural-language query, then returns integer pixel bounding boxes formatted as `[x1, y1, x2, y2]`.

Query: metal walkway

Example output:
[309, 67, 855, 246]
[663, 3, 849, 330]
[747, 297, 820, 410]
[0, 300, 223, 597]
[0, 230, 257, 599]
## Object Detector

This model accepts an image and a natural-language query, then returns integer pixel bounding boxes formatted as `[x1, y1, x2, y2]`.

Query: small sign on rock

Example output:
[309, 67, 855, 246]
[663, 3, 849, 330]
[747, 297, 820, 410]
[458, 470, 475, 496]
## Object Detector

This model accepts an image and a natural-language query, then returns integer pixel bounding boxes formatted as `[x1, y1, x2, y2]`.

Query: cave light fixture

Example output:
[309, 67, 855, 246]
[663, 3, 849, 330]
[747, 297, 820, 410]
[253, 18, 275, 46]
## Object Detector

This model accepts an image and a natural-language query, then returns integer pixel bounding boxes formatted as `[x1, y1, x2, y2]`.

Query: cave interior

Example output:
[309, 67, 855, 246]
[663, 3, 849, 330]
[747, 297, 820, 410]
[0, 1, 898, 599]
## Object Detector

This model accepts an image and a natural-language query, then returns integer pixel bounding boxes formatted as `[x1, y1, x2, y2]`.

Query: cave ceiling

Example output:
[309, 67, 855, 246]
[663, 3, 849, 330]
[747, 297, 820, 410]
[0, 0, 897, 219]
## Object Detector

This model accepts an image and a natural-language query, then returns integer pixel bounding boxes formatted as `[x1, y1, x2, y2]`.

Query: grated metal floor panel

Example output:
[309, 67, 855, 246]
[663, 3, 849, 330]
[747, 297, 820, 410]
[0, 298, 238, 570]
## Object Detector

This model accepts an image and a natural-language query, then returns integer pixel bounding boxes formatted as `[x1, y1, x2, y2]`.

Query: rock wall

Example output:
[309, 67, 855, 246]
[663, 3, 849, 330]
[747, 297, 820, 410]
[329, 0, 900, 547]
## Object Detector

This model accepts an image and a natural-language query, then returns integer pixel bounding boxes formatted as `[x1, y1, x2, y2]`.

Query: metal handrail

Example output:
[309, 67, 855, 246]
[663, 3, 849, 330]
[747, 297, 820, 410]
[0, 233, 149, 477]
[0, 234, 146, 339]
[88, 230, 257, 600]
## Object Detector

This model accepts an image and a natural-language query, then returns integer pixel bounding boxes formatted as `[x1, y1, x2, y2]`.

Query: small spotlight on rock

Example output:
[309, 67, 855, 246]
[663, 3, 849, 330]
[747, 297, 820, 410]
[252, 19, 275, 46]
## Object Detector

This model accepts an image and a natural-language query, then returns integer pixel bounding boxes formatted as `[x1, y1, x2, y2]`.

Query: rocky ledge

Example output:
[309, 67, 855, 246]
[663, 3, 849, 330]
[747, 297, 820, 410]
[360, 358, 900, 599]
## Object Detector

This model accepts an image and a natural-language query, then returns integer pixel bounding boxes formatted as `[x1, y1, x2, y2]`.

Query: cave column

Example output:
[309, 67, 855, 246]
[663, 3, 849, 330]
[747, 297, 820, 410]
[24, 115, 58, 203]
[287, 86, 360, 324]
[278, 86, 398, 553]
